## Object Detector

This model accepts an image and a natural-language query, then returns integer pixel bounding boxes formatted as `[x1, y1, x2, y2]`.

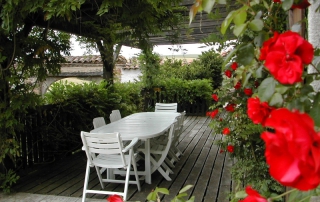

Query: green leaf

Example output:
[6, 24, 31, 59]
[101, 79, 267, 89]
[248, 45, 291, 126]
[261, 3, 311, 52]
[312, 56, 320, 73]
[255, 64, 264, 78]
[236, 43, 255, 65]
[275, 84, 289, 94]
[203, 0, 216, 13]
[146, 191, 158, 201]
[258, 77, 276, 102]
[248, 19, 264, 31]
[186, 196, 195, 202]
[235, 190, 247, 199]
[217, 0, 226, 4]
[310, 92, 320, 127]
[242, 72, 252, 87]
[269, 92, 283, 107]
[179, 185, 193, 193]
[263, 0, 270, 9]
[254, 31, 269, 47]
[301, 84, 314, 95]
[222, 48, 238, 69]
[254, 11, 263, 19]
[221, 10, 236, 34]
[176, 193, 188, 198]
[233, 10, 247, 25]
[233, 23, 247, 37]
[155, 187, 169, 195]
[282, 0, 294, 11]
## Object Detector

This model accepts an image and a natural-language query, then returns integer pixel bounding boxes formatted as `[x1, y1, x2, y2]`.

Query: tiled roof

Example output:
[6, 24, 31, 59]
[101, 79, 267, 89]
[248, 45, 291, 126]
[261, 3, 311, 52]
[62, 55, 140, 70]
[64, 55, 127, 64]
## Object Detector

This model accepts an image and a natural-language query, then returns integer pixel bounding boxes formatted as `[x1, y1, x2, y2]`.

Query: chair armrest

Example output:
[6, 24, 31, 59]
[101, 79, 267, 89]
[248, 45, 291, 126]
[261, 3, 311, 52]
[123, 137, 139, 153]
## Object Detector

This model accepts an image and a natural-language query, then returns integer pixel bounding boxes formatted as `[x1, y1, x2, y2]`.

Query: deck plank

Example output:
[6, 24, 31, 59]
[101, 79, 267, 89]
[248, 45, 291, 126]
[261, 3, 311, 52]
[13, 116, 233, 202]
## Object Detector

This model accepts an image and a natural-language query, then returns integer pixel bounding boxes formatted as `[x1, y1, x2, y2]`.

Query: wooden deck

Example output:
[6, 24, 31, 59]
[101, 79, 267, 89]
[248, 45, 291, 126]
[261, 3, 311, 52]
[12, 116, 232, 202]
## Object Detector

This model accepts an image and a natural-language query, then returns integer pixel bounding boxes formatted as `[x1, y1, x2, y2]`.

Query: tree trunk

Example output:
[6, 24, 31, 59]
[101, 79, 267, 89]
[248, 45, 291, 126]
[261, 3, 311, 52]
[96, 40, 115, 83]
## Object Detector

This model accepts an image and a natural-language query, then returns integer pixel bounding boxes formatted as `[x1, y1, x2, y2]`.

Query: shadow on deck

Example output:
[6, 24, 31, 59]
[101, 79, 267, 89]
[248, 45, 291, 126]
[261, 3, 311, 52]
[11, 116, 233, 202]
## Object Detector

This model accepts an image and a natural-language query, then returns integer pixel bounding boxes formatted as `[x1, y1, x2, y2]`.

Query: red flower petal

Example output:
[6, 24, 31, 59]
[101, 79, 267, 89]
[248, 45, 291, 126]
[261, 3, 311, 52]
[231, 62, 238, 70]
[107, 195, 124, 202]
[222, 128, 230, 135]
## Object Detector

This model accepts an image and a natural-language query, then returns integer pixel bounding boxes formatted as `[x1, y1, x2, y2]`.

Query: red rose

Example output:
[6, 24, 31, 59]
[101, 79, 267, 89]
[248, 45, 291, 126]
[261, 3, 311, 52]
[231, 62, 238, 70]
[259, 32, 279, 61]
[107, 195, 124, 202]
[234, 81, 241, 90]
[247, 97, 273, 125]
[261, 108, 320, 191]
[206, 109, 219, 119]
[212, 94, 219, 101]
[227, 145, 234, 153]
[239, 186, 267, 202]
[291, 0, 311, 9]
[273, 0, 310, 9]
[262, 31, 314, 84]
[244, 88, 253, 96]
[222, 128, 230, 135]
[225, 103, 236, 112]
[225, 70, 232, 78]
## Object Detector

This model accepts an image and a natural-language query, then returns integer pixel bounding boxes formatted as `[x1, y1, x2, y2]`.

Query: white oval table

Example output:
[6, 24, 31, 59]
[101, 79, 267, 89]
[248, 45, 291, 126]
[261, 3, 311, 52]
[90, 112, 179, 184]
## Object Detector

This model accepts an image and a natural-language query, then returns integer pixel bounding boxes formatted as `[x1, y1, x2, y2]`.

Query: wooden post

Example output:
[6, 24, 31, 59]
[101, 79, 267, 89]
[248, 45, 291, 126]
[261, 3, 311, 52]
[288, 8, 305, 36]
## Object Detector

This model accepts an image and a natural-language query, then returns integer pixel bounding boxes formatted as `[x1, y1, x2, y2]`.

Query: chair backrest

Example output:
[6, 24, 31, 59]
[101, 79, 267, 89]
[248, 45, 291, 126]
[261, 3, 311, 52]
[92, 117, 106, 129]
[81, 131, 127, 167]
[155, 103, 178, 112]
[179, 111, 186, 127]
[172, 115, 183, 143]
[109, 110, 122, 123]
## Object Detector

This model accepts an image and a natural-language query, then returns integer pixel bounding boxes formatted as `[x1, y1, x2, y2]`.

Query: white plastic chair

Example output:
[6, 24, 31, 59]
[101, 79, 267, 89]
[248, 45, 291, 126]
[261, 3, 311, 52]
[171, 111, 186, 159]
[155, 103, 178, 112]
[138, 121, 178, 181]
[109, 110, 122, 123]
[81, 131, 141, 202]
[149, 112, 185, 169]
[92, 117, 106, 129]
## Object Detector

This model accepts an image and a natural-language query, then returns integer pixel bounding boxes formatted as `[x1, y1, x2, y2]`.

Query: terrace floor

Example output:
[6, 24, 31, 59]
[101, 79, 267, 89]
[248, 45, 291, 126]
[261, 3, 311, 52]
[6, 116, 233, 202]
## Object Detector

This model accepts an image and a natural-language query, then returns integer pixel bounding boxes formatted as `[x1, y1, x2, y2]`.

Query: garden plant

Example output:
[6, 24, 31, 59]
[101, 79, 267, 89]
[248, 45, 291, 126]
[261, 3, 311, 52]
[190, 0, 320, 201]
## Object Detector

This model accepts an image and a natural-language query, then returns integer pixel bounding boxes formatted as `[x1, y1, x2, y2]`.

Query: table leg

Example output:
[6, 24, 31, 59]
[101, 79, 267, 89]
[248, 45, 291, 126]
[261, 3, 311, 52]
[145, 139, 151, 184]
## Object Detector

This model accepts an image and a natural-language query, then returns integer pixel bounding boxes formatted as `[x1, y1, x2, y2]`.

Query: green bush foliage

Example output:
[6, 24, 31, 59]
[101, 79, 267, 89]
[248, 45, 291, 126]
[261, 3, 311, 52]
[155, 78, 213, 104]
[208, 75, 284, 200]
[44, 80, 143, 124]
[155, 50, 223, 89]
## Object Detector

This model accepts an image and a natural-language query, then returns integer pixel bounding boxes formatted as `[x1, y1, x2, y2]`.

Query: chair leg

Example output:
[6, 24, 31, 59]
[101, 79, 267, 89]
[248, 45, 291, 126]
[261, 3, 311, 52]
[150, 156, 172, 181]
[82, 161, 91, 202]
[95, 166, 105, 189]
[131, 154, 141, 191]
[123, 150, 134, 201]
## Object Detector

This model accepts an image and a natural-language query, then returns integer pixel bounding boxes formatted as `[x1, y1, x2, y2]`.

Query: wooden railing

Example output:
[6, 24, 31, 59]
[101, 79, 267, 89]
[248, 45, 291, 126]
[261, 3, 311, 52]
[142, 87, 209, 116]
[12, 95, 208, 170]
[15, 104, 93, 170]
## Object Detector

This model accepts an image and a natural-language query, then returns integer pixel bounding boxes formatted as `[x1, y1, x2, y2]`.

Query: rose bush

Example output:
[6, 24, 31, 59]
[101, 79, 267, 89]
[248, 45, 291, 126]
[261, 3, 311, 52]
[191, 0, 320, 201]
[262, 108, 320, 191]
